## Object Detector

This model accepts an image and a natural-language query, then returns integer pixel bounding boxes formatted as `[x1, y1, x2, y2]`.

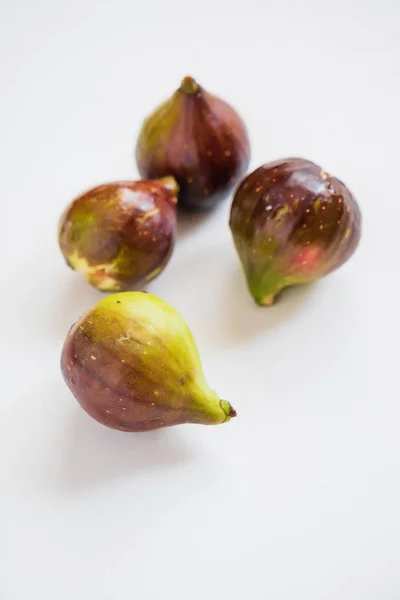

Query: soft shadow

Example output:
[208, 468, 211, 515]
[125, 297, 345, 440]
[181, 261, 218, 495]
[176, 206, 220, 240]
[161, 241, 316, 350]
[50, 264, 152, 343]
[3, 251, 107, 344]
[56, 403, 193, 493]
[52, 272, 109, 340]
[220, 265, 316, 347]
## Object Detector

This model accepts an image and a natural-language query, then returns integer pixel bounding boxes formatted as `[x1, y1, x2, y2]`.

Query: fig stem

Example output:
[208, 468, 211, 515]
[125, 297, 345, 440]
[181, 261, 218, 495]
[157, 176, 180, 196]
[179, 76, 199, 94]
[220, 400, 237, 421]
[259, 294, 276, 306]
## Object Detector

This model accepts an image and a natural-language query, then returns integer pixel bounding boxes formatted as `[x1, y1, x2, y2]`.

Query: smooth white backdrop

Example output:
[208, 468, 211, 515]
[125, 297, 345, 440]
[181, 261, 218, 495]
[1, 0, 399, 598]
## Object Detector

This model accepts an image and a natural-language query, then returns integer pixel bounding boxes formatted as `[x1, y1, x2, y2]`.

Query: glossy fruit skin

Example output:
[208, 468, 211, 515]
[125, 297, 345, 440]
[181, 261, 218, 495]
[61, 292, 236, 432]
[58, 178, 178, 291]
[230, 158, 362, 305]
[135, 76, 250, 211]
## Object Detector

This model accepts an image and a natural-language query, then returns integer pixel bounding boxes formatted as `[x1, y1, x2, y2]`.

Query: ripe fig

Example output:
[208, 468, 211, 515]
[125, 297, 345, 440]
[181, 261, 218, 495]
[61, 292, 236, 432]
[135, 76, 250, 211]
[58, 177, 178, 291]
[230, 158, 361, 305]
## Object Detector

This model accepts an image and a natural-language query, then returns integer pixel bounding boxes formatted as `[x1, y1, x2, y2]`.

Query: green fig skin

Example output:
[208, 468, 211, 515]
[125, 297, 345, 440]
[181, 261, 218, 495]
[58, 177, 178, 292]
[61, 292, 236, 432]
[230, 158, 362, 305]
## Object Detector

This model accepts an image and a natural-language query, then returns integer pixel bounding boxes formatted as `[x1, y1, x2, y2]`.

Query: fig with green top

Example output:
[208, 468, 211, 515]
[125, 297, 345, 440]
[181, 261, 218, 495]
[61, 292, 236, 431]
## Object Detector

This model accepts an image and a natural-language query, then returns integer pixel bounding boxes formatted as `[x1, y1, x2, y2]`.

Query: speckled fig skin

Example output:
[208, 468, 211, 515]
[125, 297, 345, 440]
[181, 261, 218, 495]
[58, 177, 178, 291]
[230, 158, 361, 305]
[61, 292, 236, 432]
[135, 76, 250, 211]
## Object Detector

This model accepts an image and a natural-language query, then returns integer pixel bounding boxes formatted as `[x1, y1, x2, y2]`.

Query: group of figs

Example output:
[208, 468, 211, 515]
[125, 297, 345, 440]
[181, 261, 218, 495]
[60, 76, 362, 432]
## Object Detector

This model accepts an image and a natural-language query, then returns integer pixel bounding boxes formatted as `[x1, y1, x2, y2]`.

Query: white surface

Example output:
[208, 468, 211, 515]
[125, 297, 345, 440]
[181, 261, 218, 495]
[1, 0, 399, 598]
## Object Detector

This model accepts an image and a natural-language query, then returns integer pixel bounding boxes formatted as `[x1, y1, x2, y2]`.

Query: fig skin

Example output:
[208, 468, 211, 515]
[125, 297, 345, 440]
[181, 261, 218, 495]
[58, 177, 178, 291]
[230, 158, 362, 305]
[61, 292, 236, 432]
[135, 76, 250, 211]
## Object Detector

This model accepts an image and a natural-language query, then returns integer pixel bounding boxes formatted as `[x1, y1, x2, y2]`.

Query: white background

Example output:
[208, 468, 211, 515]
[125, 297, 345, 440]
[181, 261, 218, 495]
[1, 0, 399, 598]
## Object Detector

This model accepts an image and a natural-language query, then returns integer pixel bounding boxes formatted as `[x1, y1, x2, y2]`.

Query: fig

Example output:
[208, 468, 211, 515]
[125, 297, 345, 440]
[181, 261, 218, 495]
[58, 177, 178, 291]
[230, 158, 361, 305]
[135, 76, 250, 211]
[61, 292, 236, 431]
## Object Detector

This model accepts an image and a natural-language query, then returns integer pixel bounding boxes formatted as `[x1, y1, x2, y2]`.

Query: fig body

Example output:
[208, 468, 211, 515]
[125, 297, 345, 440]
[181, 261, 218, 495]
[58, 177, 178, 291]
[230, 158, 361, 305]
[61, 292, 236, 432]
[135, 76, 250, 211]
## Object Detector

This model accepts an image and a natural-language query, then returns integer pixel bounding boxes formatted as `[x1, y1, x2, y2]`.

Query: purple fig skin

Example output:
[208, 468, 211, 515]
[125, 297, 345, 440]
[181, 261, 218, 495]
[58, 177, 178, 291]
[61, 292, 236, 432]
[230, 158, 362, 305]
[135, 76, 250, 211]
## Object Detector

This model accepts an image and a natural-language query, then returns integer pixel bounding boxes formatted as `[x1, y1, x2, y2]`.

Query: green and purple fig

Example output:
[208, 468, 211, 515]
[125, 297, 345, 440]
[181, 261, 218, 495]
[58, 177, 178, 291]
[61, 292, 236, 432]
[135, 76, 250, 211]
[230, 158, 361, 305]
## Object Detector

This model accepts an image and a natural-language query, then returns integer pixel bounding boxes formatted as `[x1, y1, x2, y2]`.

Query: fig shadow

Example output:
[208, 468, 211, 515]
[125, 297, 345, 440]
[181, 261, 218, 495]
[3, 250, 108, 345]
[220, 266, 317, 347]
[176, 204, 222, 240]
[56, 399, 194, 493]
[52, 272, 110, 340]
[165, 241, 316, 351]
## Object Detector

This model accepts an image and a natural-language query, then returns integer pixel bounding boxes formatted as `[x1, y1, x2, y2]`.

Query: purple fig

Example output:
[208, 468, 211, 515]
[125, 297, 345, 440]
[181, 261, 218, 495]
[58, 177, 178, 291]
[61, 292, 236, 432]
[135, 76, 250, 211]
[230, 158, 361, 305]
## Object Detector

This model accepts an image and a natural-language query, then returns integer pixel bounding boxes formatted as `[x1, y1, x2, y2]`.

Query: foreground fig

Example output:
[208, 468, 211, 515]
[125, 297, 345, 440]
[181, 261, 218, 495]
[135, 76, 250, 211]
[230, 158, 361, 305]
[61, 292, 236, 431]
[58, 178, 178, 291]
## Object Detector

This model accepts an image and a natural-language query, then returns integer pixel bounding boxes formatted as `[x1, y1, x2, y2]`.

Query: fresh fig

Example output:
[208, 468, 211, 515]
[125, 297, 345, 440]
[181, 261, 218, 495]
[230, 158, 361, 305]
[61, 292, 236, 431]
[135, 76, 250, 211]
[58, 177, 178, 291]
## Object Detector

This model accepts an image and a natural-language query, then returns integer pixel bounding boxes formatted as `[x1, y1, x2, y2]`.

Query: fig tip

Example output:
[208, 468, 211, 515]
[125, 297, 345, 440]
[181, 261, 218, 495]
[156, 175, 180, 196]
[258, 294, 276, 307]
[220, 400, 237, 421]
[179, 76, 199, 94]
